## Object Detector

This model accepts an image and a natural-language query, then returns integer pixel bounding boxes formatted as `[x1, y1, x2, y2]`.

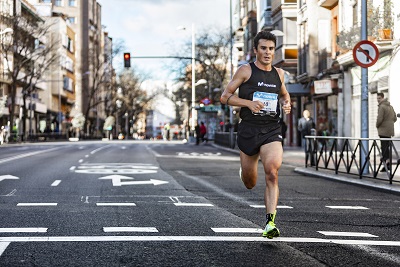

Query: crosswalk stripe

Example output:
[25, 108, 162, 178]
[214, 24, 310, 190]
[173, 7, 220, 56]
[17, 203, 58, 206]
[173, 203, 214, 207]
[326, 206, 369, 210]
[318, 231, 378, 237]
[0, 228, 48, 233]
[250, 205, 293, 209]
[103, 227, 158, 233]
[211, 228, 263, 233]
[96, 203, 136, 206]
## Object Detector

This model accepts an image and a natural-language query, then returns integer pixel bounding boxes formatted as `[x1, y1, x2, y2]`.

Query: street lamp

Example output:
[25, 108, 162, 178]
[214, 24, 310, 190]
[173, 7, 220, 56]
[177, 24, 197, 135]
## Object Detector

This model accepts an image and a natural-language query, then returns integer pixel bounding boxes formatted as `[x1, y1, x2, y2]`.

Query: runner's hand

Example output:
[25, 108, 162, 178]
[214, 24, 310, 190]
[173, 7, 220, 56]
[282, 100, 291, 114]
[248, 100, 264, 113]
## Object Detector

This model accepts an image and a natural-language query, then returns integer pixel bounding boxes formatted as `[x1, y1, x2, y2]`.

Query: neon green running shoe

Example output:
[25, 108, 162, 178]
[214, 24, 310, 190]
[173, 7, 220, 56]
[262, 221, 280, 239]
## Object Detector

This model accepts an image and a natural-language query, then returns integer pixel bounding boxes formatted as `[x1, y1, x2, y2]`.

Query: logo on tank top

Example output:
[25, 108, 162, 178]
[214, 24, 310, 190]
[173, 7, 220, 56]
[257, 82, 276, 88]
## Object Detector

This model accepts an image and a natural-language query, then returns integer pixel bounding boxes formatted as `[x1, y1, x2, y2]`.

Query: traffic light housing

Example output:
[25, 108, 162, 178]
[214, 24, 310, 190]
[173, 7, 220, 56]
[123, 53, 131, 68]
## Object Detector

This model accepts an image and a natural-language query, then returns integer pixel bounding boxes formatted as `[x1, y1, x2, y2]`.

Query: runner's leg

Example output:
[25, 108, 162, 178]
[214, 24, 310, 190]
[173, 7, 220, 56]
[260, 141, 282, 214]
[239, 151, 260, 189]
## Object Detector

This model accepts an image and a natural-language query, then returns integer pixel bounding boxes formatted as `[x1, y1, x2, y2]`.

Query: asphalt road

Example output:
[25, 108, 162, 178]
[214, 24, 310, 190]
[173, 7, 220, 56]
[0, 140, 399, 266]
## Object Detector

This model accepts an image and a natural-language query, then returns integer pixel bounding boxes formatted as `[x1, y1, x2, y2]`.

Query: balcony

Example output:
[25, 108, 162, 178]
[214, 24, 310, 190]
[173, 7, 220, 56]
[318, 0, 339, 9]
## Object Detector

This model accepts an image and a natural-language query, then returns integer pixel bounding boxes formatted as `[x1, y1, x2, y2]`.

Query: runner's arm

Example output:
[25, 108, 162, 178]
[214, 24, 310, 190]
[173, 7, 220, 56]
[220, 65, 264, 113]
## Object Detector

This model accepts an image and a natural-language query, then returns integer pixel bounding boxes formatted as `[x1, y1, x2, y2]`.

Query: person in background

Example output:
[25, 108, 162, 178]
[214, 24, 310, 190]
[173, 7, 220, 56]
[199, 121, 208, 143]
[298, 109, 315, 165]
[376, 92, 397, 172]
[195, 122, 201, 145]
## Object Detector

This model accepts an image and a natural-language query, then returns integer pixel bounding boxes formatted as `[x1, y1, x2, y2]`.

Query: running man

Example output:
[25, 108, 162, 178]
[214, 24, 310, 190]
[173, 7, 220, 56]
[220, 30, 291, 238]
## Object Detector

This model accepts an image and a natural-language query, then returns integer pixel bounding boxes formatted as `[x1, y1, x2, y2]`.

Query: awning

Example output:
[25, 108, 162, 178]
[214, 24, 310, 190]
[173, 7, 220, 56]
[286, 83, 310, 95]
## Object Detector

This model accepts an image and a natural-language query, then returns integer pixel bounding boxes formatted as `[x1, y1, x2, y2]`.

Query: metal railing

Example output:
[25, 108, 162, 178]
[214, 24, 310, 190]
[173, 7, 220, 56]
[305, 136, 400, 184]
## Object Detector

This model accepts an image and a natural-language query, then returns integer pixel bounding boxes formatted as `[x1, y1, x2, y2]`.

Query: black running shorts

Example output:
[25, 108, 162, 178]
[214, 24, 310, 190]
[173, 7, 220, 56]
[237, 121, 282, 156]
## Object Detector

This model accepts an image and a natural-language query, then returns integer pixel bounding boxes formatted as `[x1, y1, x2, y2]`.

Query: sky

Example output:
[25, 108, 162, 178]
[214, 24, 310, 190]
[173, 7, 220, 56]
[97, 0, 231, 83]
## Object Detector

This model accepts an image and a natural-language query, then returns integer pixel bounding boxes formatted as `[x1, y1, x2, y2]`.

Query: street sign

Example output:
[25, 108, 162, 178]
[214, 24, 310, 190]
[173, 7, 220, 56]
[353, 40, 379, 68]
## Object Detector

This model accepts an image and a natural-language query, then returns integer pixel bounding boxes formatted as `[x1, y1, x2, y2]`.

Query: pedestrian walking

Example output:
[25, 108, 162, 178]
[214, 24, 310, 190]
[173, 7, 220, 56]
[194, 122, 201, 145]
[376, 92, 397, 172]
[199, 121, 208, 143]
[220, 30, 291, 239]
[298, 109, 315, 166]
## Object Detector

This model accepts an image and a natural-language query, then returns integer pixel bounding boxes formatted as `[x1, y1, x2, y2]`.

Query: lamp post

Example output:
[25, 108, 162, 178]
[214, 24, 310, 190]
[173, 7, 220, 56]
[178, 24, 197, 137]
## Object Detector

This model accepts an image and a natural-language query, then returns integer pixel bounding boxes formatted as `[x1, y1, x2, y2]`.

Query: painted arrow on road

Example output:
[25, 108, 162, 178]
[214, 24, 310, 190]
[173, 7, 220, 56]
[98, 175, 168, 186]
[0, 175, 19, 182]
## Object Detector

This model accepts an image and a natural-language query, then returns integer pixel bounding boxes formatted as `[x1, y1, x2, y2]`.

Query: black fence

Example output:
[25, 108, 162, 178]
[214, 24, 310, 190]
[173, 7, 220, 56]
[305, 136, 400, 184]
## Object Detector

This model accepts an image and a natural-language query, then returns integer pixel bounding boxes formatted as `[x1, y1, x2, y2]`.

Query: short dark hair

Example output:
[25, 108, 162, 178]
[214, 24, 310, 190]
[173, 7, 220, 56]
[377, 92, 384, 98]
[253, 30, 277, 49]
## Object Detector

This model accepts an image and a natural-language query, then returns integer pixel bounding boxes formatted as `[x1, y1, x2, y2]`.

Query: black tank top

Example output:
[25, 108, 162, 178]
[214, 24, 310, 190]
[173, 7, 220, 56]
[239, 62, 282, 125]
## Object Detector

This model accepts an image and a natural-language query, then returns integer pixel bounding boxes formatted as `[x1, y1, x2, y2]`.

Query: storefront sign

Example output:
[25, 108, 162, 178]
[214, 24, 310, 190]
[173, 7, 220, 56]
[314, 80, 332, 94]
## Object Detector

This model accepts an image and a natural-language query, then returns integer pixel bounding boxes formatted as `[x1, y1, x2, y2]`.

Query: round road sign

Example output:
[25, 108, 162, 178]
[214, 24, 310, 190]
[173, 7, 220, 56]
[353, 40, 379, 68]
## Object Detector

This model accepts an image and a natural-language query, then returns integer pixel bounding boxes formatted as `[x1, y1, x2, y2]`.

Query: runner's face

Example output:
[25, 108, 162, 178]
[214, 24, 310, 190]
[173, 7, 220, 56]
[254, 39, 275, 66]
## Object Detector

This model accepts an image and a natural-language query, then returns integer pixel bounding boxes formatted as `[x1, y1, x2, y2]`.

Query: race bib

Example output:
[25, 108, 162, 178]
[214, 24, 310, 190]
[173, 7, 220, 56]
[252, 91, 278, 116]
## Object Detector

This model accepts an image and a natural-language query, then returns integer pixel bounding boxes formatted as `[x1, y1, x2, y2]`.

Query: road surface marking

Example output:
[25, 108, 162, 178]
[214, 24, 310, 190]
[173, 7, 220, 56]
[318, 231, 378, 237]
[17, 203, 58, 206]
[0, 236, 399, 246]
[326, 206, 369, 210]
[211, 228, 263, 233]
[0, 228, 47, 233]
[103, 227, 158, 233]
[5, 189, 17, 196]
[96, 203, 136, 206]
[0, 242, 10, 257]
[250, 205, 293, 209]
[51, 180, 62, 186]
[173, 203, 214, 207]
[0, 148, 58, 164]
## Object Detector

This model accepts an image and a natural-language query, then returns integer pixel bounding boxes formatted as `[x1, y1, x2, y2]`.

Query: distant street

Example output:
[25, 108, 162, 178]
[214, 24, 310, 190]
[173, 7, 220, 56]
[0, 141, 400, 266]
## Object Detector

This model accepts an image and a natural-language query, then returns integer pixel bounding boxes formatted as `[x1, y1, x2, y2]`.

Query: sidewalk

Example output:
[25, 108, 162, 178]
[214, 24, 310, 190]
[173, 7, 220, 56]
[212, 143, 400, 195]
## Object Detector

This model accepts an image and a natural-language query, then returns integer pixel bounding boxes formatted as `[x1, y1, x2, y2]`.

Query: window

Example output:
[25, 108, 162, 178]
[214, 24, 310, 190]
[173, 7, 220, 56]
[41, 0, 51, 3]
[67, 17, 75, 24]
[55, 0, 62, 6]
[68, 0, 76, 6]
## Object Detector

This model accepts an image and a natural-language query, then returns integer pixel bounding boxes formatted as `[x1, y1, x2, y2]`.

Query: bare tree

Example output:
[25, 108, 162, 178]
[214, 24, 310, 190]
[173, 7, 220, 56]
[1, 7, 59, 141]
[82, 39, 126, 135]
[169, 27, 231, 105]
[106, 69, 159, 138]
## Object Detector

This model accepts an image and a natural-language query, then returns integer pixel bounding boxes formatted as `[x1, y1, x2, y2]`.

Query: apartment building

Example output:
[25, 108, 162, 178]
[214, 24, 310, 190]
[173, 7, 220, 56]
[233, 0, 399, 147]
[28, 0, 106, 135]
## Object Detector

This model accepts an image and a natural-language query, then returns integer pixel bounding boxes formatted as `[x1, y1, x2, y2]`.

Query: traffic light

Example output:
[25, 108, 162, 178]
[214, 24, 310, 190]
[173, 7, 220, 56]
[123, 53, 131, 68]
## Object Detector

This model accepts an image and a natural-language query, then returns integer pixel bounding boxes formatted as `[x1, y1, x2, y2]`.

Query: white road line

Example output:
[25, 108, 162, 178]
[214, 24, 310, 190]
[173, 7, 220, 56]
[5, 189, 17, 196]
[0, 148, 58, 164]
[0, 242, 10, 257]
[0, 236, 399, 246]
[250, 205, 293, 209]
[51, 180, 62, 186]
[96, 203, 136, 206]
[103, 227, 158, 233]
[79, 159, 84, 163]
[90, 145, 111, 155]
[173, 203, 214, 207]
[318, 231, 378, 237]
[326, 206, 369, 210]
[0, 228, 48, 233]
[70, 166, 76, 171]
[211, 228, 263, 233]
[17, 203, 58, 206]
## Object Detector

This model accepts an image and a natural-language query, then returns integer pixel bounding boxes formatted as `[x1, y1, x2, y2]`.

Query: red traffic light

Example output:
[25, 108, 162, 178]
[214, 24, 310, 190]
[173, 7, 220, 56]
[123, 53, 131, 68]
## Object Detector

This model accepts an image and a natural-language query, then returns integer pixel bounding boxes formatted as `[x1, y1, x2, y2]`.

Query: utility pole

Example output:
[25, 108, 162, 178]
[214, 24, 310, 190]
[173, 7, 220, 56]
[361, 0, 369, 174]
